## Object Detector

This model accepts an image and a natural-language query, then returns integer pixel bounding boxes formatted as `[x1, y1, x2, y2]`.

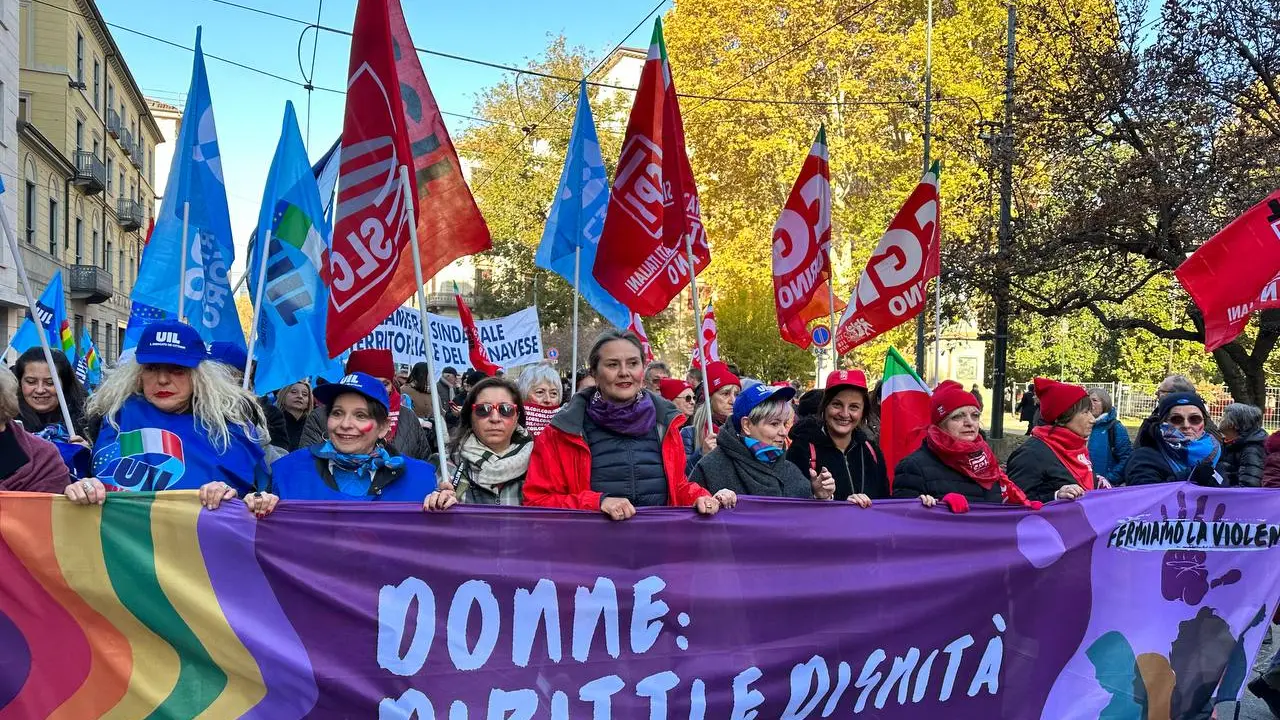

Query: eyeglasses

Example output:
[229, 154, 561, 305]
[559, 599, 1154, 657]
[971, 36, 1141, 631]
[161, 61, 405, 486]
[676, 394, 695, 402]
[1167, 414, 1204, 427]
[474, 402, 517, 419]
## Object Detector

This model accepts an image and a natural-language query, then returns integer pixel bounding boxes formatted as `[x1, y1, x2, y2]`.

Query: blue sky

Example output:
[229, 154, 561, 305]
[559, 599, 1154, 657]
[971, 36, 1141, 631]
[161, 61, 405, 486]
[97, 0, 668, 282]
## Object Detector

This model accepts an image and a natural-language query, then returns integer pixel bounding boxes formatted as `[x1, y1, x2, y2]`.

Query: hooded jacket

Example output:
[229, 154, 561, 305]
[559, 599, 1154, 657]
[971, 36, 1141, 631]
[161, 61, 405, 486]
[1262, 432, 1280, 489]
[1086, 412, 1133, 484]
[1218, 426, 1266, 487]
[523, 388, 709, 511]
[785, 416, 889, 500]
[690, 425, 813, 499]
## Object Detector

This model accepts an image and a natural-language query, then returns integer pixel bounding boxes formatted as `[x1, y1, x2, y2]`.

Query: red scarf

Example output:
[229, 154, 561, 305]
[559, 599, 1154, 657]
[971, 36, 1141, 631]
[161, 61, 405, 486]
[1031, 425, 1094, 490]
[386, 391, 402, 441]
[925, 426, 1038, 508]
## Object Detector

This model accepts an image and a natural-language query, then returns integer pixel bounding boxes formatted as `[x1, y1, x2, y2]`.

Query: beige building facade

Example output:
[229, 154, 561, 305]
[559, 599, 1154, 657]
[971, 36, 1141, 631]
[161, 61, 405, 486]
[6, 0, 163, 365]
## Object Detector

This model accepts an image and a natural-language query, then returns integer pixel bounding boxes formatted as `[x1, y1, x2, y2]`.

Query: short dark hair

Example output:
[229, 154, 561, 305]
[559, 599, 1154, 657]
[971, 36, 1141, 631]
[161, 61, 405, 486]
[442, 366, 459, 376]
[1053, 396, 1094, 427]
[588, 330, 644, 372]
[449, 377, 524, 456]
[327, 391, 390, 425]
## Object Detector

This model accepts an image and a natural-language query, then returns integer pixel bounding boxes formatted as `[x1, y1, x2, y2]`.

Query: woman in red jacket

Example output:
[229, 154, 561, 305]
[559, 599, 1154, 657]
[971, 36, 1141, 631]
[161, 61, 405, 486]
[524, 330, 731, 520]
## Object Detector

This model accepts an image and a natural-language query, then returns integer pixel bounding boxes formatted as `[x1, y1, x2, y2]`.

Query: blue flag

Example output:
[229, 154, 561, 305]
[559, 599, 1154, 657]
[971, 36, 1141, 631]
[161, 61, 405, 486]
[8, 271, 71, 358]
[75, 325, 102, 390]
[535, 82, 629, 328]
[126, 27, 243, 351]
[245, 102, 336, 393]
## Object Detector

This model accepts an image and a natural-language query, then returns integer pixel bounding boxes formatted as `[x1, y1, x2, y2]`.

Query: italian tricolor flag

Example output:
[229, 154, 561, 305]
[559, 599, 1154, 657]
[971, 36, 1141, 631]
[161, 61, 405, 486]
[880, 347, 930, 489]
[119, 429, 184, 461]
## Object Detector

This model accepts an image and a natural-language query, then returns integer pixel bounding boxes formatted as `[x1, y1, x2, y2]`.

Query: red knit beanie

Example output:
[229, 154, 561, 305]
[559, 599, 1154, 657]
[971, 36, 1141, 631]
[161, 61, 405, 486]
[658, 378, 693, 401]
[1034, 376, 1088, 423]
[346, 349, 396, 381]
[705, 361, 741, 394]
[931, 380, 979, 425]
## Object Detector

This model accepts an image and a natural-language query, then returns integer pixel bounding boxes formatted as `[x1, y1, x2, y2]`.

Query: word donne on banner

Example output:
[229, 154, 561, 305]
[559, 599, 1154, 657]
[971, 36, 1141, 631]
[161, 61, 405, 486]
[0, 485, 1277, 719]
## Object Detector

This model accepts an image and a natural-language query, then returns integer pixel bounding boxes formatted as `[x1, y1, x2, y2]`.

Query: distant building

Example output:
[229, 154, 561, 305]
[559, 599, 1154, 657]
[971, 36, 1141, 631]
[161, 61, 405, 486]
[146, 97, 181, 203]
[8, 0, 165, 365]
[0, 0, 21, 310]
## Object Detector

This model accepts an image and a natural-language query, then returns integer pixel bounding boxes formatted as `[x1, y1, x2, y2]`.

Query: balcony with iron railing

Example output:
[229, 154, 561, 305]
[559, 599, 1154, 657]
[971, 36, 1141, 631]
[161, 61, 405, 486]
[419, 292, 473, 311]
[73, 150, 105, 195]
[68, 264, 113, 303]
[106, 108, 122, 138]
[130, 141, 143, 168]
[116, 198, 143, 232]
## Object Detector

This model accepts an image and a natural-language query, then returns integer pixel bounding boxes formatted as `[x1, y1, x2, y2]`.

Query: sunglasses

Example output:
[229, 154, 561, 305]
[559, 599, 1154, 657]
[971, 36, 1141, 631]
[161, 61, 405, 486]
[676, 393, 695, 402]
[1167, 414, 1204, 427]
[474, 402, 517, 419]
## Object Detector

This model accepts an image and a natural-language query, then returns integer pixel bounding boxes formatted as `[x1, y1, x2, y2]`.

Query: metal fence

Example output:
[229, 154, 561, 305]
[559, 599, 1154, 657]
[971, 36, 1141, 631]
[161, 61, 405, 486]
[1004, 381, 1280, 430]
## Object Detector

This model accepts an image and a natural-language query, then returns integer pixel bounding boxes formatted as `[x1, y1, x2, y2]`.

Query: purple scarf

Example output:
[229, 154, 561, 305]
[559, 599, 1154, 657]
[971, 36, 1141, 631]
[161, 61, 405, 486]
[586, 391, 657, 437]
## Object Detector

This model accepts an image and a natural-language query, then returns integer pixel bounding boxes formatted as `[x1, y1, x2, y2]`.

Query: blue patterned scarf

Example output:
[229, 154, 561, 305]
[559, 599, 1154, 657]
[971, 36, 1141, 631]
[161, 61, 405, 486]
[311, 441, 404, 497]
[743, 436, 785, 464]
[1158, 423, 1221, 478]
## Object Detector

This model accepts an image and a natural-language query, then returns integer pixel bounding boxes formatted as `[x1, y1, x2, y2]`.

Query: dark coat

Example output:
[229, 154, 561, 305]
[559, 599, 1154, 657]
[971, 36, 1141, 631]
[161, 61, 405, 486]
[1015, 392, 1038, 422]
[259, 399, 289, 451]
[1007, 434, 1079, 503]
[1219, 427, 1266, 488]
[300, 403, 433, 459]
[583, 413, 669, 507]
[892, 442, 1005, 504]
[1124, 419, 1221, 486]
[1262, 432, 1280, 489]
[690, 425, 813, 499]
[786, 417, 889, 500]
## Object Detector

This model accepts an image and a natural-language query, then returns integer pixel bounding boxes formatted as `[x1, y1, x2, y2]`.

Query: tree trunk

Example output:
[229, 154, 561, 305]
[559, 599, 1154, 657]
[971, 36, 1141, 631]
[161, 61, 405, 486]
[1212, 343, 1267, 406]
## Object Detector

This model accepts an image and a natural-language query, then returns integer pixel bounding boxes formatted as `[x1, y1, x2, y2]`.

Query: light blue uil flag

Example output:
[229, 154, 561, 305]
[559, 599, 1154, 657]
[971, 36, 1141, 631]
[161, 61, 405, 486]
[127, 27, 244, 351]
[8, 271, 70, 357]
[535, 81, 629, 328]
[245, 102, 335, 393]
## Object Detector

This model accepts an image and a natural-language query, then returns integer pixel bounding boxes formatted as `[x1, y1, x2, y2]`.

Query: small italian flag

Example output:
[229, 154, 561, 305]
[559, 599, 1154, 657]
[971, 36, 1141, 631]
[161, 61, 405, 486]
[880, 347, 931, 489]
[119, 428, 184, 462]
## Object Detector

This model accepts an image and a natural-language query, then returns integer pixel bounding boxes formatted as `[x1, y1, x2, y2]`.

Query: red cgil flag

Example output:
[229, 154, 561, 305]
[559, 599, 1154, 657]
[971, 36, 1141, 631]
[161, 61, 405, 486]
[628, 312, 655, 363]
[773, 125, 843, 349]
[143, 216, 155, 246]
[689, 304, 720, 370]
[1175, 189, 1280, 351]
[836, 162, 941, 355]
[326, 0, 490, 357]
[455, 291, 501, 376]
[593, 18, 709, 316]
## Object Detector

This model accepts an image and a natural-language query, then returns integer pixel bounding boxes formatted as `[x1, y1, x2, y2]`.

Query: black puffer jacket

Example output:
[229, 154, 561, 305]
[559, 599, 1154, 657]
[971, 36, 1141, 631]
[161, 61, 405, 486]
[786, 417, 889, 500]
[1219, 427, 1266, 487]
[892, 442, 1004, 504]
[691, 425, 813, 498]
[583, 414, 669, 507]
[1007, 434, 1080, 503]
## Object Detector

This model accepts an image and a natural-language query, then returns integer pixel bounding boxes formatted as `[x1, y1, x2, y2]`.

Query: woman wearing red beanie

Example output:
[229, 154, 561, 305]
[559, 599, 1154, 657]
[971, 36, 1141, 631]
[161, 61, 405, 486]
[892, 382, 1041, 513]
[681, 361, 741, 475]
[1006, 377, 1101, 503]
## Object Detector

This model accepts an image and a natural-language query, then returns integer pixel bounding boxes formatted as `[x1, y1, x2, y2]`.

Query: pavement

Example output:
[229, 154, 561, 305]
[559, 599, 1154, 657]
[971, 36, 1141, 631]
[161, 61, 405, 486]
[1216, 624, 1277, 720]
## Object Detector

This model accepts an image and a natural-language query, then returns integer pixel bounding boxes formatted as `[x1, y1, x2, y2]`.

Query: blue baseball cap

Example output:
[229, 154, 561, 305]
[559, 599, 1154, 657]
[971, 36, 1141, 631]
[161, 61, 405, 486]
[207, 341, 249, 372]
[313, 372, 390, 412]
[732, 383, 797, 426]
[134, 321, 207, 368]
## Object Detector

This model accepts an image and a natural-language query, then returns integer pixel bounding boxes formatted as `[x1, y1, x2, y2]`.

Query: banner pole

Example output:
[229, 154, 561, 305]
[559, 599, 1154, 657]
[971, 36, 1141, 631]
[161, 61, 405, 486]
[933, 270, 942, 386]
[571, 247, 580, 396]
[242, 230, 272, 391]
[827, 249, 839, 369]
[685, 237, 714, 437]
[401, 165, 450, 484]
[178, 202, 190, 322]
[0, 199, 77, 434]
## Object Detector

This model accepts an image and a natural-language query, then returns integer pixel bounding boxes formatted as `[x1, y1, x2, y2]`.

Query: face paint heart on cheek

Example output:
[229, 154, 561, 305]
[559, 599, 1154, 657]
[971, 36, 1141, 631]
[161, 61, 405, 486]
[358, 421, 375, 434]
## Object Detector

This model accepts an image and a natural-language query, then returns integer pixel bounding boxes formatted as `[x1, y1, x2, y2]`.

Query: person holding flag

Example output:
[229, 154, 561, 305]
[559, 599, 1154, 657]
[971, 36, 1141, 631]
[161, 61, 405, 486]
[785, 370, 888, 504]
[681, 361, 740, 475]
[892, 381, 1044, 513]
[13, 348, 87, 439]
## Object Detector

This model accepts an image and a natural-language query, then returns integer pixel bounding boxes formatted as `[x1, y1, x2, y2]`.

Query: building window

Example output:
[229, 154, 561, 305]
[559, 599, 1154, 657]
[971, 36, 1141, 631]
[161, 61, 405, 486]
[106, 240, 113, 276]
[92, 228, 99, 267]
[75, 120, 83, 153]
[24, 182, 35, 244]
[92, 138, 99, 160]
[0, 80, 6, 147]
[90, 319, 99, 353]
[92, 60, 100, 109]
[76, 34, 84, 83]
[17, 94, 28, 124]
[74, 219, 82, 263]
[75, 314, 84, 345]
[118, 246, 124, 289]
[107, 83, 114, 110]
[106, 156, 113, 193]
[48, 199, 58, 256]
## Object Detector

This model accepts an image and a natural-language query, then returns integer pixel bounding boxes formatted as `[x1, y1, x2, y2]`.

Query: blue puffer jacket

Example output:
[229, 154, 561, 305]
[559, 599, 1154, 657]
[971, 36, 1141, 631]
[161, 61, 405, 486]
[1087, 412, 1133, 484]
[584, 416, 669, 507]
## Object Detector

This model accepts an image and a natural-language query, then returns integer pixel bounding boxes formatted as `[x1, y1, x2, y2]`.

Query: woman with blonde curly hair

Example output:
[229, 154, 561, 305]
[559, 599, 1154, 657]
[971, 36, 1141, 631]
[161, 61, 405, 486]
[65, 321, 267, 506]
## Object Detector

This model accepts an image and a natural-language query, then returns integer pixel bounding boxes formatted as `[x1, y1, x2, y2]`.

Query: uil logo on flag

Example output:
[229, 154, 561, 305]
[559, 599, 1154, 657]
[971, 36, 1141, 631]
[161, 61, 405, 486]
[93, 429, 187, 491]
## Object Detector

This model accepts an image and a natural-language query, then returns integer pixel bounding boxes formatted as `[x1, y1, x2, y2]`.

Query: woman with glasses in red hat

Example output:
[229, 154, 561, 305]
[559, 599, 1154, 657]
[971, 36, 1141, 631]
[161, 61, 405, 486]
[423, 377, 534, 509]
[785, 369, 888, 504]
[894, 382, 1043, 513]
[681, 361, 741, 475]
[1006, 377, 1101, 504]
[659, 378, 696, 419]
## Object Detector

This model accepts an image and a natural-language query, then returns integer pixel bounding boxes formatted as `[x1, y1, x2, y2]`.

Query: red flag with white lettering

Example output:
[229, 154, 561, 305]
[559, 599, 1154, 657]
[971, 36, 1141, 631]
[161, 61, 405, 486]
[836, 163, 941, 355]
[593, 18, 710, 316]
[773, 126, 843, 349]
[628, 312, 655, 363]
[456, 292, 501, 376]
[1175, 189, 1280, 350]
[690, 304, 720, 370]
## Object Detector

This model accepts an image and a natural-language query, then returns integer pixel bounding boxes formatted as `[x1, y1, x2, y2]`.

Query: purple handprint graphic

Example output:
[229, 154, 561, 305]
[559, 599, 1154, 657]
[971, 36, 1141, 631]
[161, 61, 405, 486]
[1160, 491, 1243, 605]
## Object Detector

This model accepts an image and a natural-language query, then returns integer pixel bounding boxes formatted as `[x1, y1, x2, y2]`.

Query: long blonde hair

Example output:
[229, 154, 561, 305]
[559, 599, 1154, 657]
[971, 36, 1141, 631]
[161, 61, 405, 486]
[87, 360, 267, 450]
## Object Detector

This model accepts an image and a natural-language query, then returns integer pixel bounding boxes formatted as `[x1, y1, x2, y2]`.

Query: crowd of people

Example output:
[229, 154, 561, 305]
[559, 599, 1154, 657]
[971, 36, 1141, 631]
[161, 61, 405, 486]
[5, 319, 1280, 714]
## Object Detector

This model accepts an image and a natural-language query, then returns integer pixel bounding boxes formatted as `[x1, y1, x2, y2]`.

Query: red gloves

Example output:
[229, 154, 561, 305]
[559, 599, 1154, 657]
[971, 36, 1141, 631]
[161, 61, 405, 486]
[1026, 500, 1044, 511]
[940, 493, 970, 514]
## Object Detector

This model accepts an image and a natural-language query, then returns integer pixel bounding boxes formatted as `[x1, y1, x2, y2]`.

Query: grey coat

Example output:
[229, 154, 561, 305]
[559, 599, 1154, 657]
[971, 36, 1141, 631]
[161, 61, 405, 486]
[690, 425, 813, 499]
[299, 403, 433, 460]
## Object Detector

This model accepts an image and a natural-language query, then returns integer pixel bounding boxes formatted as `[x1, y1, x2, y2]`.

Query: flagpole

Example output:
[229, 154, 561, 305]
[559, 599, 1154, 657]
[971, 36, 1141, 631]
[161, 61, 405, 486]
[571, 247, 581, 396]
[242, 230, 272, 391]
[827, 249, 839, 369]
[400, 165, 450, 484]
[685, 237, 714, 437]
[0, 195, 77, 435]
[178, 202, 190, 323]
